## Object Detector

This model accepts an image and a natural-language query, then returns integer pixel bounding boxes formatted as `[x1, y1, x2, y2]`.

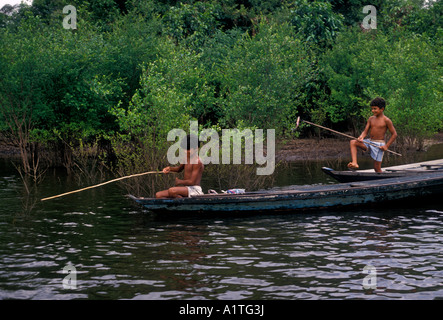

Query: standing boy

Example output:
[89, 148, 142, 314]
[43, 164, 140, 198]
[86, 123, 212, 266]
[348, 97, 397, 172]
[156, 134, 204, 198]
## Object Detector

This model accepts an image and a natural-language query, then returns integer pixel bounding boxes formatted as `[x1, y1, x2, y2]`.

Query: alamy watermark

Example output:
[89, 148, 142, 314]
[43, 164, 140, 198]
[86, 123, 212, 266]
[362, 265, 377, 290]
[63, 5, 77, 30]
[167, 121, 275, 176]
[362, 5, 377, 30]
[62, 263, 77, 289]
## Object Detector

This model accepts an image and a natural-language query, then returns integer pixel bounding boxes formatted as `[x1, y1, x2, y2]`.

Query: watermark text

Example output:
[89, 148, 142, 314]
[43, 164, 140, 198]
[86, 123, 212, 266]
[167, 121, 275, 176]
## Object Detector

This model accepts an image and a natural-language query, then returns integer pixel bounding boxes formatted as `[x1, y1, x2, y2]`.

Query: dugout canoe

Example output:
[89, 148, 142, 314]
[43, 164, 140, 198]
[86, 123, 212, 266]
[321, 167, 421, 183]
[322, 159, 443, 183]
[128, 170, 443, 214]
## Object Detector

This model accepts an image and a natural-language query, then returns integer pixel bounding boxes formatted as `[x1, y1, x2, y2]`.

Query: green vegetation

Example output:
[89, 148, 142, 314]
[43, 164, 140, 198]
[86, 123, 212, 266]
[0, 0, 441, 187]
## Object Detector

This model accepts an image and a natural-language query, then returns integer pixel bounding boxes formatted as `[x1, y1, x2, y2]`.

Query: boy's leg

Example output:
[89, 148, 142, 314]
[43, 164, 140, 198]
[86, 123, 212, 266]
[167, 186, 189, 198]
[155, 189, 170, 199]
[373, 161, 382, 173]
[348, 139, 367, 169]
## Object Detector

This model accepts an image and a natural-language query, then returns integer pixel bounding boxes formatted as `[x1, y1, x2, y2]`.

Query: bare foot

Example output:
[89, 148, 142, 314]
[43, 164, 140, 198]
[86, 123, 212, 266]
[347, 162, 359, 170]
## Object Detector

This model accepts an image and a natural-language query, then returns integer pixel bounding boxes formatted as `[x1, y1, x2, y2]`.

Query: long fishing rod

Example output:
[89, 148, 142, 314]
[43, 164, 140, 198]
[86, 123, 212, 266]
[41, 171, 165, 201]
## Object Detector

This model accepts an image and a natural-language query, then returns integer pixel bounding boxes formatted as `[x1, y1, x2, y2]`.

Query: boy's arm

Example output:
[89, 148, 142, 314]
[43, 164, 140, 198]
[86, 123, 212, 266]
[381, 118, 397, 150]
[358, 119, 371, 141]
[163, 164, 184, 173]
[175, 163, 203, 186]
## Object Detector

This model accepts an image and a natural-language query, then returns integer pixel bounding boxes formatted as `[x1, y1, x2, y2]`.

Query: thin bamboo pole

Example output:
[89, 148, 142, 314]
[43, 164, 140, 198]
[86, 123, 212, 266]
[41, 171, 164, 201]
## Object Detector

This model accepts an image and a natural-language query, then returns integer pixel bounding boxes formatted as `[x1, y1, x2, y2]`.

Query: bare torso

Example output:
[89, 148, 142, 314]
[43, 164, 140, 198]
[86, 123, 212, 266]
[183, 161, 203, 186]
[368, 115, 389, 141]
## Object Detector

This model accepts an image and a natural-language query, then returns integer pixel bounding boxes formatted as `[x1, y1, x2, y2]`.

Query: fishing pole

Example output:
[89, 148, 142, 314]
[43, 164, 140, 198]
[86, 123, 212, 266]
[41, 171, 165, 201]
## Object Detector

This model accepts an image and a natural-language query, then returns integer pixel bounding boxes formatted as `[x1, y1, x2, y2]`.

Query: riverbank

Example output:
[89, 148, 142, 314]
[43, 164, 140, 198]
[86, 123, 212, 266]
[277, 133, 443, 162]
[1, 133, 443, 162]
[0, 140, 20, 158]
[277, 138, 349, 162]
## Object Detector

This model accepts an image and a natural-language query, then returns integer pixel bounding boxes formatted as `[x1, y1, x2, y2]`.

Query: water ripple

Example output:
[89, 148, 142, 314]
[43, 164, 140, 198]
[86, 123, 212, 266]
[1, 196, 442, 299]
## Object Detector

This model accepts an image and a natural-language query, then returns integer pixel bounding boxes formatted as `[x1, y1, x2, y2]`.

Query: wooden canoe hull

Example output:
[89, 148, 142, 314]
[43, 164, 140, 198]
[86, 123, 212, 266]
[322, 159, 443, 183]
[321, 167, 420, 183]
[129, 171, 443, 214]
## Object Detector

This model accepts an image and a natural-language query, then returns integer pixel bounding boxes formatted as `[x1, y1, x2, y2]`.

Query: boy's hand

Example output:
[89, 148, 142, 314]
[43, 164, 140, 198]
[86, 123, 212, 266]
[379, 145, 388, 151]
[175, 178, 182, 186]
[162, 167, 171, 174]
[357, 136, 364, 142]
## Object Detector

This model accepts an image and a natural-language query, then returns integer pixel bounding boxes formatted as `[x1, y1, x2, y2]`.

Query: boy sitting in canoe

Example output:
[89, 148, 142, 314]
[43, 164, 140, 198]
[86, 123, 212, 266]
[156, 134, 204, 198]
[348, 97, 398, 173]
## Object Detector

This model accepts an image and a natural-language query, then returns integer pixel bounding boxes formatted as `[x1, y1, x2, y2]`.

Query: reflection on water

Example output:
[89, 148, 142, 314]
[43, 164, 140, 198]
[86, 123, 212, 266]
[0, 145, 442, 300]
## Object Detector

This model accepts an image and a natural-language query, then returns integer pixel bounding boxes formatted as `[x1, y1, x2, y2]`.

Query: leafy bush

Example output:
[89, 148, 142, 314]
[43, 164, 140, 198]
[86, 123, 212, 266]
[1, 0, 441, 183]
[288, 0, 344, 49]
[322, 29, 442, 146]
[217, 21, 313, 135]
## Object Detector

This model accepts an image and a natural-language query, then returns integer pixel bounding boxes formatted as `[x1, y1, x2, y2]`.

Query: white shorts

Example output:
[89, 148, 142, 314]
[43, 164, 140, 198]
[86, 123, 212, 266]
[187, 186, 203, 197]
[363, 139, 385, 162]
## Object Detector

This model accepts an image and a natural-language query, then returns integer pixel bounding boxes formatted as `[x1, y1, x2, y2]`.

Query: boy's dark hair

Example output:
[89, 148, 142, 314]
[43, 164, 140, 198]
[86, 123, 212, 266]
[180, 134, 199, 150]
[370, 97, 386, 109]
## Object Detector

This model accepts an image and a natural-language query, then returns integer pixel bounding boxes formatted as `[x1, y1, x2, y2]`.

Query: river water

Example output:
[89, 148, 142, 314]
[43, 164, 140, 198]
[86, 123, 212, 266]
[0, 145, 442, 300]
